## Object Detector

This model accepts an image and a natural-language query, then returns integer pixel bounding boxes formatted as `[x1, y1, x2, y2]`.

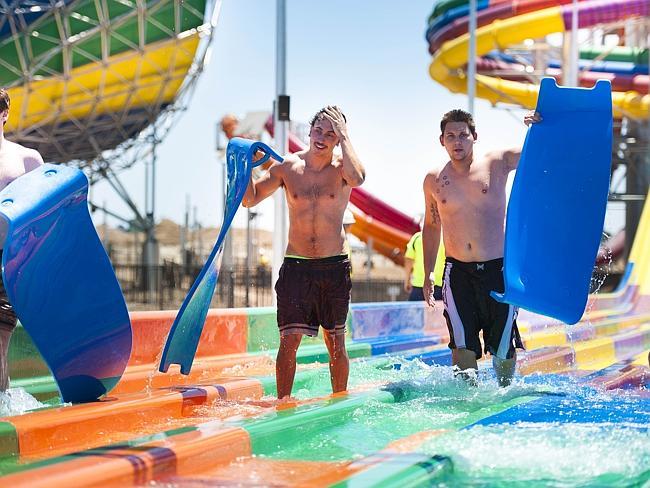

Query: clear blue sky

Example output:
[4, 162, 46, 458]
[90, 0, 621, 233]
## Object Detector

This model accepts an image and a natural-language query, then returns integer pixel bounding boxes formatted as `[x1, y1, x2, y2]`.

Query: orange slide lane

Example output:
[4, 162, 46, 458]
[127, 309, 249, 366]
[2, 391, 381, 487]
[109, 309, 275, 395]
[1, 378, 263, 461]
[1, 425, 252, 488]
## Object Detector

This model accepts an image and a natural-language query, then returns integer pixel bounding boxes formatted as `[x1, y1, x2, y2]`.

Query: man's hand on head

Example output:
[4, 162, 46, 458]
[322, 105, 348, 139]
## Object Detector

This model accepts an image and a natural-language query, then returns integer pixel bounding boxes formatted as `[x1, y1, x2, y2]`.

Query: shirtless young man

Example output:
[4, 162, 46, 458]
[422, 109, 539, 386]
[0, 88, 44, 392]
[242, 106, 365, 399]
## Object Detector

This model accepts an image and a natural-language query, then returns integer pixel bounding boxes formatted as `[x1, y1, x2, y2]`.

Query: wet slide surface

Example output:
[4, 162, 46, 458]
[1, 188, 649, 486]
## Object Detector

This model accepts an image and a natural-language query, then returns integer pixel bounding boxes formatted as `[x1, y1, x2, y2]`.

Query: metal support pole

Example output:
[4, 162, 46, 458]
[272, 0, 289, 305]
[143, 133, 159, 304]
[563, 0, 579, 87]
[467, 0, 477, 115]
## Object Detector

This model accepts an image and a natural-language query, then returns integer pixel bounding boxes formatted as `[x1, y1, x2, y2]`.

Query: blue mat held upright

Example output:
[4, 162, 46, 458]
[0, 164, 132, 403]
[159, 138, 282, 374]
[491, 78, 612, 324]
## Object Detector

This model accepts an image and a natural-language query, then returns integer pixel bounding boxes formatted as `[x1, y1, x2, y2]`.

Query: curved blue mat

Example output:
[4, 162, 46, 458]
[492, 78, 612, 324]
[0, 164, 132, 403]
[160, 138, 282, 374]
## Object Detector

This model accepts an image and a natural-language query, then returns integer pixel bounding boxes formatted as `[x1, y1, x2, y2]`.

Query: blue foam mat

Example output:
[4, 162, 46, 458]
[159, 138, 282, 374]
[0, 164, 132, 403]
[492, 78, 612, 324]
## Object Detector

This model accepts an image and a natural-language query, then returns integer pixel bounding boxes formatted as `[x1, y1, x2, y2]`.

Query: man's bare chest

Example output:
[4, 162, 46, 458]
[284, 174, 346, 204]
[435, 171, 502, 210]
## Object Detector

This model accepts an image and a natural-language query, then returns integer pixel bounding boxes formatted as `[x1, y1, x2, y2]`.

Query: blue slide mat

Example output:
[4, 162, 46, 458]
[492, 78, 612, 325]
[160, 138, 282, 374]
[0, 164, 132, 403]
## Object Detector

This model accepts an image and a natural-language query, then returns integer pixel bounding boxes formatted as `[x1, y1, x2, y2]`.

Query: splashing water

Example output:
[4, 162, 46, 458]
[584, 231, 615, 318]
[422, 423, 650, 487]
[254, 357, 649, 486]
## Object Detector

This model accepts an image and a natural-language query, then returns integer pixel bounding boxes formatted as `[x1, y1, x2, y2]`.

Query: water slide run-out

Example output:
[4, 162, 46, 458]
[427, 0, 649, 119]
[264, 119, 420, 264]
[2, 191, 649, 487]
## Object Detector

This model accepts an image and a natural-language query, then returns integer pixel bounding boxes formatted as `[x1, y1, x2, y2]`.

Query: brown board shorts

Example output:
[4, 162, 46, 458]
[275, 255, 352, 337]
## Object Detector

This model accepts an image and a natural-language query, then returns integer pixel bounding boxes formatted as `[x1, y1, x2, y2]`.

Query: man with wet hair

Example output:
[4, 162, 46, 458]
[0, 87, 44, 392]
[422, 108, 539, 386]
[243, 105, 365, 399]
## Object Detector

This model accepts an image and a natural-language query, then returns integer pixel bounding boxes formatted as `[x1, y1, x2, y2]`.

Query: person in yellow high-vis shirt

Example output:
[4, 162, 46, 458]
[404, 231, 444, 301]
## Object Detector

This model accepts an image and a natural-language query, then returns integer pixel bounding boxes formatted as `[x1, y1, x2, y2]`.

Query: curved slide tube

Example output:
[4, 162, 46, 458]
[348, 207, 411, 266]
[429, 0, 650, 119]
[159, 138, 282, 375]
[474, 53, 648, 94]
[0, 164, 132, 403]
[349, 188, 420, 236]
[492, 79, 612, 324]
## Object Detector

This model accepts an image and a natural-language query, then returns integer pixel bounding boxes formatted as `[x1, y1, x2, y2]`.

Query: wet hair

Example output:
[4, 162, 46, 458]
[0, 88, 9, 125]
[309, 107, 347, 128]
[440, 109, 476, 138]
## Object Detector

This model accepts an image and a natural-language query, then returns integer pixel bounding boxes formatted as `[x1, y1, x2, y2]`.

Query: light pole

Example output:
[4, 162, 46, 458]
[467, 0, 477, 115]
[272, 0, 289, 305]
[246, 209, 258, 307]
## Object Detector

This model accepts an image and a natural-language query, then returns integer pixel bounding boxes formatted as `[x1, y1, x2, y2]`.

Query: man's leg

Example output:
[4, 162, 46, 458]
[0, 328, 11, 392]
[452, 347, 478, 385]
[493, 352, 516, 387]
[323, 329, 349, 393]
[276, 333, 302, 399]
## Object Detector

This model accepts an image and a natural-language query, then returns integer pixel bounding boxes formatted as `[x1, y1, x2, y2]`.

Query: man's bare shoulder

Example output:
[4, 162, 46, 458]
[483, 149, 511, 165]
[279, 152, 304, 170]
[483, 149, 519, 173]
[424, 162, 447, 186]
[2, 140, 44, 164]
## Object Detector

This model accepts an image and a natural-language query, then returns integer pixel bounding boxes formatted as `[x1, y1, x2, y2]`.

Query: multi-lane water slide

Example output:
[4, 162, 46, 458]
[0, 3, 649, 485]
[0, 190, 648, 486]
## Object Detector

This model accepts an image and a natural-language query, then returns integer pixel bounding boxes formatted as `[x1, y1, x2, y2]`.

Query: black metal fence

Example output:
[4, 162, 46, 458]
[113, 263, 410, 310]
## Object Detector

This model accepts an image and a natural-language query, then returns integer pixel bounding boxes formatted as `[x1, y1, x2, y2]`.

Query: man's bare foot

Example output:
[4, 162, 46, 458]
[276, 395, 299, 404]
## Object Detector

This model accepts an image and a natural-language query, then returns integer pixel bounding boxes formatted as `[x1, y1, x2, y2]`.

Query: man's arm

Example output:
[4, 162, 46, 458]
[403, 257, 414, 292]
[422, 173, 442, 306]
[323, 106, 365, 187]
[242, 161, 284, 208]
[502, 148, 522, 172]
